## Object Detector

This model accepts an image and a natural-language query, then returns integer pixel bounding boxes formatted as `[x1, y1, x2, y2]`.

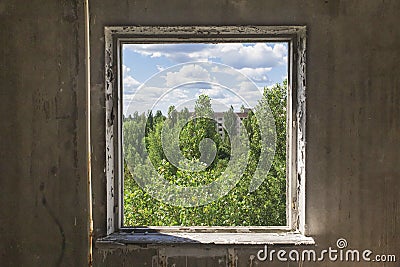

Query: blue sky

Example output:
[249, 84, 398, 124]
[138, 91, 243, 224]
[122, 43, 288, 115]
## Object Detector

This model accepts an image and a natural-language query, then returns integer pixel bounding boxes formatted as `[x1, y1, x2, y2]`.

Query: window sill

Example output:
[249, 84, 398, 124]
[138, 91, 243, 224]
[96, 232, 315, 248]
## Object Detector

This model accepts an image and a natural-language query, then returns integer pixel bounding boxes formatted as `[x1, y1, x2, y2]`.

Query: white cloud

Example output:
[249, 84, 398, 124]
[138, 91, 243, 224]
[125, 43, 212, 62]
[124, 85, 163, 114]
[150, 88, 194, 114]
[238, 67, 272, 83]
[198, 85, 228, 99]
[163, 88, 190, 100]
[273, 43, 287, 58]
[124, 76, 140, 87]
[125, 43, 287, 69]
[123, 64, 131, 74]
[218, 43, 287, 69]
[121, 52, 282, 116]
[164, 64, 212, 87]
[123, 75, 141, 94]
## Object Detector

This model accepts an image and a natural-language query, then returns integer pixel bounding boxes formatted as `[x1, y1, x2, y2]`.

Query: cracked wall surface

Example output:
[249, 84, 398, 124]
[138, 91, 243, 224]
[0, 0, 88, 266]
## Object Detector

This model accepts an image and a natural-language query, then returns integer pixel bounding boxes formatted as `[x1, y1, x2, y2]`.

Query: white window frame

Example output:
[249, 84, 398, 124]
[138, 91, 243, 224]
[102, 26, 311, 244]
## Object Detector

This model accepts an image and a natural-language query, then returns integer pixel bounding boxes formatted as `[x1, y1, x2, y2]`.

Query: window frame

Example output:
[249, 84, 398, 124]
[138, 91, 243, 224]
[104, 26, 308, 242]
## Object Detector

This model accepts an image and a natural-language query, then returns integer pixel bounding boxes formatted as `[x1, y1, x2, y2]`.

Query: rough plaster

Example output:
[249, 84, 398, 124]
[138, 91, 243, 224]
[1, 0, 88, 266]
[93, 1, 400, 265]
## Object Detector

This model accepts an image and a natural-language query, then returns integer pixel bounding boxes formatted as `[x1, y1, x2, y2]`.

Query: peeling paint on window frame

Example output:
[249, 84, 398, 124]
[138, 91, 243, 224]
[103, 25, 309, 244]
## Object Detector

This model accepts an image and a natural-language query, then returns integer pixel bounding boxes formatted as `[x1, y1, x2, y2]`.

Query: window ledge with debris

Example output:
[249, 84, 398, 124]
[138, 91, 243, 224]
[96, 231, 315, 248]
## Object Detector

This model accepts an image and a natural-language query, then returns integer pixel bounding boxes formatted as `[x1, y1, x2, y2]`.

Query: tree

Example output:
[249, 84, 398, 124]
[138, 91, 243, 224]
[167, 105, 177, 127]
[194, 94, 213, 117]
[223, 105, 238, 137]
[180, 94, 221, 165]
[122, 81, 288, 226]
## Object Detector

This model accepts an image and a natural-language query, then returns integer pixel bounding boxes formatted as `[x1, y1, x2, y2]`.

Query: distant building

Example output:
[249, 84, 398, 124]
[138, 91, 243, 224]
[214, 108, 250, 136]
[188, 108, 251, 136]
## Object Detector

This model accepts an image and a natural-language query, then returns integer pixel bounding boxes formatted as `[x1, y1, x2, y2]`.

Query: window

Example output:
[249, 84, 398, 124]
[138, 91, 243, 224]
[103, 26, 310, 244]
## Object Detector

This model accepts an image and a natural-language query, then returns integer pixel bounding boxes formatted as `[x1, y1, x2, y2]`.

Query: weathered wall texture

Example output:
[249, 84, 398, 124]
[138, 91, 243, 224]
[1, 0, 399, 266]
[0, 0, 88, 266]
[91, 0, 400, 266]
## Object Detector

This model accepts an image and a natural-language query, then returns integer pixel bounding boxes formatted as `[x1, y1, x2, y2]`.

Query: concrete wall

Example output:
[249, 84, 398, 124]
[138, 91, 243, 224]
[0, 0, 88, 266]
[1, 0, 399, 266]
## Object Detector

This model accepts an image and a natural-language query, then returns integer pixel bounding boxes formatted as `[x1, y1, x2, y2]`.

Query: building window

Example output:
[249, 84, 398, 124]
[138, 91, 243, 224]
[104, 26, 308, 242]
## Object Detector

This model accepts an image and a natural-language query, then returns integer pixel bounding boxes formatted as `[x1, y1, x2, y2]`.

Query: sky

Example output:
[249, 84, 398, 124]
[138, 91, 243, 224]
[122, 42, 288, 116]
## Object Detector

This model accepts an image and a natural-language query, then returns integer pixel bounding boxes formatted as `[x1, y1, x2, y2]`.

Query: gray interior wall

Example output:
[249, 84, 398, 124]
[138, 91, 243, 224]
[0, 0, 88, 266]
[1, 0, 399, 266]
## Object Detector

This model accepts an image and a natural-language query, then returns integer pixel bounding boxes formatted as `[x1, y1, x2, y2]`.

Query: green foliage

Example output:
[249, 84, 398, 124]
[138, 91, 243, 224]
[224, 105, 238, 137]
[123, 81, 287, 226]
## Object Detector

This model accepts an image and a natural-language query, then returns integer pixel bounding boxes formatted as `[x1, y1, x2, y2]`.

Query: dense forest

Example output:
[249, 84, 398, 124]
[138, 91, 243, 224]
[123, 80, 287, 226]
